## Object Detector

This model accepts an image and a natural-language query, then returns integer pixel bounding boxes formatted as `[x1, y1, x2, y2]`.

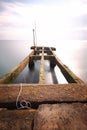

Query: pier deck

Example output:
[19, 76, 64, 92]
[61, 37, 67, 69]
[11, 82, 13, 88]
[0, 46, 87, 130]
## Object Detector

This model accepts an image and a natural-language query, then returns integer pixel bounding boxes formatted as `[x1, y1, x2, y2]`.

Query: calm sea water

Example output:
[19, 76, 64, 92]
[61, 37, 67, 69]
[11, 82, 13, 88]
[0, 40, 87, 84]
[0, 40, 30, 76]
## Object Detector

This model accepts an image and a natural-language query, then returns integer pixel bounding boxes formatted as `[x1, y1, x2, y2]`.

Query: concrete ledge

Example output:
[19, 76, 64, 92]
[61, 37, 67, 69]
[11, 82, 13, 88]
[0, 84, 87, 109]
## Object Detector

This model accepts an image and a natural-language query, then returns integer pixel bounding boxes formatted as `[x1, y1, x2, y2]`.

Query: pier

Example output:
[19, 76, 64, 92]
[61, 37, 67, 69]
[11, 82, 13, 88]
[0, 46, 87, 130]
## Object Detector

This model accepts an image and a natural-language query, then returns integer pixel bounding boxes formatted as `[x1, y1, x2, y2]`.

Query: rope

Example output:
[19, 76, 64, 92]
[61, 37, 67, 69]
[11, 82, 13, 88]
[16, 83, 31, 109]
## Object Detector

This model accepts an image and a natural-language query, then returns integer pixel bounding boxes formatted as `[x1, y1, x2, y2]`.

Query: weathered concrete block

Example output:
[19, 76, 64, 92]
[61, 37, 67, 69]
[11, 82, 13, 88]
[0, 109, 36, 130]
[34, 103, 87, 130]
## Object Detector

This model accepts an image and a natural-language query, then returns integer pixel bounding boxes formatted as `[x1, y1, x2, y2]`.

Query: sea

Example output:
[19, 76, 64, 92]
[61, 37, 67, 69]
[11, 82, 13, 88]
[0, 40, 87, 84]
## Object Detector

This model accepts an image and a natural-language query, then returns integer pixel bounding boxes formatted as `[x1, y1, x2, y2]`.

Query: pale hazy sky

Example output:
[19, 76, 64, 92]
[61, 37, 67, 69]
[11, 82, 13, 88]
[0, 0, 87, 45]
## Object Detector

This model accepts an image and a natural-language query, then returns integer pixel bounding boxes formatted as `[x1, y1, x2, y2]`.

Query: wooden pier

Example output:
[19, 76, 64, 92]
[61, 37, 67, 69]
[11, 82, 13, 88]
[0, 46, 87, 130]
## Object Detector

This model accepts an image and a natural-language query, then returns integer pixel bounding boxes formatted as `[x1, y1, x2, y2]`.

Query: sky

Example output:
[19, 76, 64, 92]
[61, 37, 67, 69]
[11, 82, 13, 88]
[0, 0, 87, 45]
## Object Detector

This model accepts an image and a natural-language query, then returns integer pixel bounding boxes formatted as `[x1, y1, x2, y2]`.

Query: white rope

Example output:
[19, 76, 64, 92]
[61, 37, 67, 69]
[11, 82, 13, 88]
[16, 83, 31, 109]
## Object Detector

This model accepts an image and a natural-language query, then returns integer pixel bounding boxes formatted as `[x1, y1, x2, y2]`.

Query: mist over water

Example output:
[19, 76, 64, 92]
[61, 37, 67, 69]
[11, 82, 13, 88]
[0, 40, 31, 76]
[0, 40, 87, 84]
[55, 40, 87, 83]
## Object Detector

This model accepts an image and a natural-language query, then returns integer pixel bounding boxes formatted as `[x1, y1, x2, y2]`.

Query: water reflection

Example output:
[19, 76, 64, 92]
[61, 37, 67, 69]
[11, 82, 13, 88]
[14, 60, 68, 84]
[14, 60, 40, 83]
[44, 60, 58, 84]
[50, 68, 58, 84]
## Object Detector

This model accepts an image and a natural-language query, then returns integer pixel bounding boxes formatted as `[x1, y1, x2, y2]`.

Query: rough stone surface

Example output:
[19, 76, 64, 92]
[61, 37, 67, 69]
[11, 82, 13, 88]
[0, 109, 36, 130]
[33, 103, 87, 130]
